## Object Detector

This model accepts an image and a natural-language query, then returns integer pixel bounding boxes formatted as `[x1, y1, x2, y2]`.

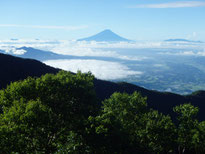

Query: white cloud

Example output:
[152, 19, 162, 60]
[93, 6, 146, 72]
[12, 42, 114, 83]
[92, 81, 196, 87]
[12, 49, 26, 55]
[130, 1, 205, 8]
[0, 24, 88, 31]
[0, 39, 151, 60]
[3, 47, 26, 55]
[154, 64, 165, 67]
[165, 88, 172, 92]
[0, 39, 204, 59]
[0, 39, 203, 50]
[159, 50, 205, 56]
[51, 40, 119, 57]
[49, 41, 149, 60]
[43, 59, 142, 80]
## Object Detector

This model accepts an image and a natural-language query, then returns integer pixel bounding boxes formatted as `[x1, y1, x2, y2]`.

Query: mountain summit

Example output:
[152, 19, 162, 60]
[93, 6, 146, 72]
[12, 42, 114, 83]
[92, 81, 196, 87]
[78, 29, 131, 42]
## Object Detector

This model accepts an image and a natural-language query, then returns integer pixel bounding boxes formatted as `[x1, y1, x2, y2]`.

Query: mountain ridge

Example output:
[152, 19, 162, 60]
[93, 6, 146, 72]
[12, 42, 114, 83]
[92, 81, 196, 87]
[0, 53, 59, 88]
[1, 47, 130, 62]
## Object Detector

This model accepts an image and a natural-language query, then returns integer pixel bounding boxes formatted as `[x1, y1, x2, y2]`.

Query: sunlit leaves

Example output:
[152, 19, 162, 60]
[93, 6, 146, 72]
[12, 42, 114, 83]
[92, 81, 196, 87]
[0, 71, 97, 153]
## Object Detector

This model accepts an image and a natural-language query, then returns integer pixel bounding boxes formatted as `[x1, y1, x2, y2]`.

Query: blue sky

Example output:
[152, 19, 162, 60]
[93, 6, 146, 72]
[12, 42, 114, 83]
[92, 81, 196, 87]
[0, 0, 205, 41]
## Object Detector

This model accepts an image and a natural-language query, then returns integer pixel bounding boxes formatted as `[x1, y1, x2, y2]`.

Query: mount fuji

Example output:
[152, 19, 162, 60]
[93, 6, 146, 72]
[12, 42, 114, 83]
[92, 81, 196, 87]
[78, 29, 131, 42]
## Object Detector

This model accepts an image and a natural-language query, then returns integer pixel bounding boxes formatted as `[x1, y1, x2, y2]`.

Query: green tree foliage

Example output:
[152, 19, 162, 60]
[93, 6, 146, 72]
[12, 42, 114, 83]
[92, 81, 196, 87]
[139, 110, 176, 153]
[0, 71, 97, 153]
[174, 104, 205, 154]
[0, 71, 204, 153]
[87, 92, 148, 153]
[87, 92, 176, 153]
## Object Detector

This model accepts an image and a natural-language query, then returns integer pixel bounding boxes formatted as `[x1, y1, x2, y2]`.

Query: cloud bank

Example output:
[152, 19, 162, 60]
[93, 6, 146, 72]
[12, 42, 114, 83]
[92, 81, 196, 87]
[130, 1, 205, 9]
[159, 50, 205, 56]
[0, 39, 204, 59]
[44, 59, 142, 80]
[5, 48, 27, 55]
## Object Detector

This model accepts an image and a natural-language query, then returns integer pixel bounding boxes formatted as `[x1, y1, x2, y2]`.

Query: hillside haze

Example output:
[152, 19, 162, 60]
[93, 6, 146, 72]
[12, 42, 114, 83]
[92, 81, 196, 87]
[78, 29, 131, 42]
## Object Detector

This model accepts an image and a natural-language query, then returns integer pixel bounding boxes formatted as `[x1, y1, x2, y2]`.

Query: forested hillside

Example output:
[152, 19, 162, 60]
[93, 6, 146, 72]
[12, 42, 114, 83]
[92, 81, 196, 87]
[0, 71, 204, 153]
[0, 53, 205, 121]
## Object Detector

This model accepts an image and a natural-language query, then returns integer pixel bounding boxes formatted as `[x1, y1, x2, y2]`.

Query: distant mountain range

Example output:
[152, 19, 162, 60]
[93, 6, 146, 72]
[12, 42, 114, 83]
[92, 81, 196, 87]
[0, 47, 73, 61]
[0, 47, 129, 62]
[0, 53, 205, 121]
[78, 29, 131, 42]
[164, 39, 203, 43]
[18, 47, 63, 60]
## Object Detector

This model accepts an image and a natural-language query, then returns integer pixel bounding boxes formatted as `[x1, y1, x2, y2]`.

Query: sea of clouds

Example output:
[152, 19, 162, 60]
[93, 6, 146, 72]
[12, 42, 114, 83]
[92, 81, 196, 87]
[44, 59, 142, 80]
[1, 39, 205, 80]
[1, 39, 204, 57]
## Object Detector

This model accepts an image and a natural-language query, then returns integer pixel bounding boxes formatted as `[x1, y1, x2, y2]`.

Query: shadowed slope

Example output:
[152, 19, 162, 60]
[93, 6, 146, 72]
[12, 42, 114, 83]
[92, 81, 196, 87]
[0, 53, 59, 88]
